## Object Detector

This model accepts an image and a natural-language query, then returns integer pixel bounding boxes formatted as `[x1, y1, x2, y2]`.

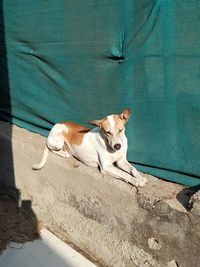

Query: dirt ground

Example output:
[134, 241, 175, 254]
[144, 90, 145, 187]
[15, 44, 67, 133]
[0, 182, 41, 253]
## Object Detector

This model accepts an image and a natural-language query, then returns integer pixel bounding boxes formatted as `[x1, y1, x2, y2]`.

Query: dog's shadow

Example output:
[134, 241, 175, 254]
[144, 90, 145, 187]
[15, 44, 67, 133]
[176, 184, 200, 211]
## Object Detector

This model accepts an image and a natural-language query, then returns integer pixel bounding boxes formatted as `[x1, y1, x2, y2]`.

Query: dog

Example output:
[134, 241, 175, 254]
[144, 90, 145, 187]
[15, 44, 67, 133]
[32, 108, 147, 187]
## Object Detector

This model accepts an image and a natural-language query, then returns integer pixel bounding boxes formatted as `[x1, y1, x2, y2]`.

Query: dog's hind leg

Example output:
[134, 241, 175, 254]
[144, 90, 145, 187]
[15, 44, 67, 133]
[51, 142, 71, 158]
[33, 124, 67, 170]
[52, 149, 70, 158]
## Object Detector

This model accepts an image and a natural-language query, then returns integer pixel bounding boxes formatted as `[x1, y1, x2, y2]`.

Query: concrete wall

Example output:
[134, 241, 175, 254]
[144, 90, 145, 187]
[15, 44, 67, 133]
[0, 121, 200, 267]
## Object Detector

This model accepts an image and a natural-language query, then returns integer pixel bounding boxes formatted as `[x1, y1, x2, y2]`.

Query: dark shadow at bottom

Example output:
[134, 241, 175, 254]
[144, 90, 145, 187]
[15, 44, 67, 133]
[0, 183, 40, 252]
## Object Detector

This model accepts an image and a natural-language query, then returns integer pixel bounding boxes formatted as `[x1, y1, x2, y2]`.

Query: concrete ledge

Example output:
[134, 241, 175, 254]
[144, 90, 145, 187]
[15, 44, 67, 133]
[0, 121, 200, 267]
[0, 228, 97, 267]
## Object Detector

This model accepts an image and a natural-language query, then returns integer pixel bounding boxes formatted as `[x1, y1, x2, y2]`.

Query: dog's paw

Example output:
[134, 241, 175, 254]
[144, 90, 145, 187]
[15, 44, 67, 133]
[133, 176, 148, 187]
[134, 179, 146, 188]
[140, 176, 148, 184]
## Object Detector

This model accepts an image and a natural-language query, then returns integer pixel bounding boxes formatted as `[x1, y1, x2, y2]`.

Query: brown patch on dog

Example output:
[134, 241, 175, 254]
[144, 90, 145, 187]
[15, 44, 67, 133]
[101, 117, 111, 132]
[113, 115, 124, 130]
[62, 122, 90, 145]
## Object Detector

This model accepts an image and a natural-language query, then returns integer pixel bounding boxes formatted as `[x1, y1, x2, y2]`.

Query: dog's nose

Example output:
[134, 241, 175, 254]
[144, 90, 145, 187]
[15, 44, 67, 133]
[114, 144, 121, 150]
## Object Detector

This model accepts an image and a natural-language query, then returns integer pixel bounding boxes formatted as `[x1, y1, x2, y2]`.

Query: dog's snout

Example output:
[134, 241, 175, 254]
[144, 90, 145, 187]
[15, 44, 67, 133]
[114, 144, 121, 150]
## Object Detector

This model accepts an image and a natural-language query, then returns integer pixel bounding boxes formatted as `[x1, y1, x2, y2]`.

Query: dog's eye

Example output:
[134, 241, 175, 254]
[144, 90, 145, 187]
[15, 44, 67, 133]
[119, 128, 124, 133]
[105, 131, 111, 135]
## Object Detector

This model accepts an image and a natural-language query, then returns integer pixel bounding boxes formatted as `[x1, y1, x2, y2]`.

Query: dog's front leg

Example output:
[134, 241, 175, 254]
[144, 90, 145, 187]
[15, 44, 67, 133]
[116, 157, 148, 184]
[100, 163, 146, 188]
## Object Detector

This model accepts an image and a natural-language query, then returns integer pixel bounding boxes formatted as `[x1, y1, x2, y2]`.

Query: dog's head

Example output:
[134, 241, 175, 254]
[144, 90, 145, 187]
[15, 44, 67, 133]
[89, 108, 131, 152]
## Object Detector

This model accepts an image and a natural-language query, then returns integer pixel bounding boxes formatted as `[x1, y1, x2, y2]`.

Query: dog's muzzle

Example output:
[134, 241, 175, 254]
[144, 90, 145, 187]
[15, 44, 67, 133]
[114, 143, 121, 150]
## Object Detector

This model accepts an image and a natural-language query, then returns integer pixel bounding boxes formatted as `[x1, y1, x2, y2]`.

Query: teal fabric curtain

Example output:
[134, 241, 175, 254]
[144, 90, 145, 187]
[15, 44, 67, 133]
[1, 0, 200, 186]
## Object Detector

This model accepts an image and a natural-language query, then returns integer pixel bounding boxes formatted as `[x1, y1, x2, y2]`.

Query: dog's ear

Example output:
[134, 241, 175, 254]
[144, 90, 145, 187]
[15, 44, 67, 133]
[119, 108, 131, 123]
[88, 119, 103, 127]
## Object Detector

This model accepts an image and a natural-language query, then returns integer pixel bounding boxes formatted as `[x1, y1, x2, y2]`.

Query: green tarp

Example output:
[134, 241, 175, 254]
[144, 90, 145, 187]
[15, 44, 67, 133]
[1, 0, 200, 186]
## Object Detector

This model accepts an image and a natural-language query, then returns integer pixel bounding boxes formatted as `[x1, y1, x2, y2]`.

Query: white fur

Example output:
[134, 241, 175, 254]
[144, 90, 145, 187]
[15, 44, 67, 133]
[107, 115, 115, 130]
[32, 147, 49, 170]
[33, 118, 148, 188]
[47, 123, 67, 150]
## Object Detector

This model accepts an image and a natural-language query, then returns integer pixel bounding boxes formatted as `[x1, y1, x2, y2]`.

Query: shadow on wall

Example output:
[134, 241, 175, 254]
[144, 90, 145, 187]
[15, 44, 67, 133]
[0, 1, 40, 252]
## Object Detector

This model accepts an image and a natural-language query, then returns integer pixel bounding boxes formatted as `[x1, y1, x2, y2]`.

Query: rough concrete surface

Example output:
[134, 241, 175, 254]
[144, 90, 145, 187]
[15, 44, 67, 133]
[0, 121, 200, 267]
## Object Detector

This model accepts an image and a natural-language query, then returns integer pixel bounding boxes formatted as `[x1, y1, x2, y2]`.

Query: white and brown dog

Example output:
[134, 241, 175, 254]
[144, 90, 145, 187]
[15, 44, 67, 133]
[33, 108, 147, 187]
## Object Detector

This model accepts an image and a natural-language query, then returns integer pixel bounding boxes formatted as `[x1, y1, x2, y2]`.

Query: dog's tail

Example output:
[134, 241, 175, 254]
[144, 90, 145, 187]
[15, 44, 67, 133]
[32, 146, 49, 170]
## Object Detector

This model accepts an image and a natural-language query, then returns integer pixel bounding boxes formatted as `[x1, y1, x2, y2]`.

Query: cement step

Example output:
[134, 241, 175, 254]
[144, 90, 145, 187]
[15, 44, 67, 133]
[0, 228, 97, 267]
